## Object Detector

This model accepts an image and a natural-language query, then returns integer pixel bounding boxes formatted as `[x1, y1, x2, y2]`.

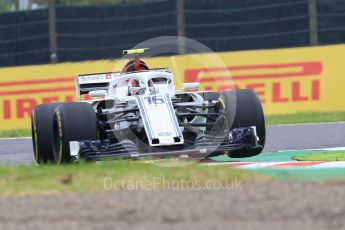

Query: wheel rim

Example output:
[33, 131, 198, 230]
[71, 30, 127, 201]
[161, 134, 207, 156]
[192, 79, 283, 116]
[31, 112, 39, 163]
[53, 113, 63, 164]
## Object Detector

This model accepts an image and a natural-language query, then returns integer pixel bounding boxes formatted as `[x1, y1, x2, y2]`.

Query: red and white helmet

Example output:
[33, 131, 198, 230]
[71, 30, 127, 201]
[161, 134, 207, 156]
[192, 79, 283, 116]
[128, 79, 144, 95]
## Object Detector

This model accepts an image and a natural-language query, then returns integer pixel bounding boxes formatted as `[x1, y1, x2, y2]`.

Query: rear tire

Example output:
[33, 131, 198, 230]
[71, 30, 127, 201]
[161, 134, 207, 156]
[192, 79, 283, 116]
[52, 102, 98, 164]
[219, 89, 265, 158]
[31, 103, 62, 164]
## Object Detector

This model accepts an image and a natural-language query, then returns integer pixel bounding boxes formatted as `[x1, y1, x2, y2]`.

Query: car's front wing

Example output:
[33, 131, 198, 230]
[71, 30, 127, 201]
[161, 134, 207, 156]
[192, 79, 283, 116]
[71, 127, 261, 161]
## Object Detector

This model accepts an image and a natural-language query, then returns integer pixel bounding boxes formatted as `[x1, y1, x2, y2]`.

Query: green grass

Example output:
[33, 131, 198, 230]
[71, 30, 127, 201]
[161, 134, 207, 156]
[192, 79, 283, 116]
[265, 111, 345, 125]
[0, 160, 264, 197]
[293, 151, 345, 161]
[0, 129, 31, 138]
[1, 111, 345, 138]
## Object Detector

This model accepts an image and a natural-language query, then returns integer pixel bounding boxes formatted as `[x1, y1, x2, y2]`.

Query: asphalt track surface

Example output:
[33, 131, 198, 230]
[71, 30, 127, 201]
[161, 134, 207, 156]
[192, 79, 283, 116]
[1, 122, 345, 165]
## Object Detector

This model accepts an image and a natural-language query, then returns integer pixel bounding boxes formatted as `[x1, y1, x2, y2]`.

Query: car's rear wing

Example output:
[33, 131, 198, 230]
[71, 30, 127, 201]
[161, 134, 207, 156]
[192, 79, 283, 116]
[75, 68, 171, 100]
[75, 72, 121, 100]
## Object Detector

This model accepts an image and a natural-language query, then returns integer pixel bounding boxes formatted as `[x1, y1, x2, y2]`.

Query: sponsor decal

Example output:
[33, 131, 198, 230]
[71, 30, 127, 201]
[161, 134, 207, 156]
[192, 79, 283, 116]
[158, 131, 172, 137]
[79, 74, 106, 82]
[0, 76, 91, 129]
[105, 73, 112, 79]
[185, 62, 322, 104]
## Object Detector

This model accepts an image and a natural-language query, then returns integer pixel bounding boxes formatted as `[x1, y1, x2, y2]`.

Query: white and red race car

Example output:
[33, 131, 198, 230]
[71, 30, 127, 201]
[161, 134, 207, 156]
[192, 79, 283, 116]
[31, 49, 265, 164]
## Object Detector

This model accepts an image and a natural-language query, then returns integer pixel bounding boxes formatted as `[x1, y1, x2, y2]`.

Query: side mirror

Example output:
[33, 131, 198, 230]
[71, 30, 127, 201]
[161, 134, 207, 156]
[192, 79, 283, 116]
[89, 90, 107, 98]
[182, 82, 200, 91]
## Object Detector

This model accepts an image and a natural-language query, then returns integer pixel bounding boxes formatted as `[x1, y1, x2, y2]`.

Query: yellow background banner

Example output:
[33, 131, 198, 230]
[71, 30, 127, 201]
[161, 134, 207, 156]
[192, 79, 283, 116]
[1, 44, 345, 130]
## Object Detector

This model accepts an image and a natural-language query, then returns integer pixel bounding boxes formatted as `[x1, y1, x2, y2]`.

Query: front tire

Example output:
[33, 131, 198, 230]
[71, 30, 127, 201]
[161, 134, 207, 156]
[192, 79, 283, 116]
[219, 89, 265, 158]
[32, 103, 62, 164]
[52, 102, 98, 164]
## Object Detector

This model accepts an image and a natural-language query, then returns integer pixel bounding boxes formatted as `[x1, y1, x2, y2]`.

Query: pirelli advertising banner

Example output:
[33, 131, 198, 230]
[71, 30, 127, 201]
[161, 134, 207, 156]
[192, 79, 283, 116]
[0, 44, 344, 130]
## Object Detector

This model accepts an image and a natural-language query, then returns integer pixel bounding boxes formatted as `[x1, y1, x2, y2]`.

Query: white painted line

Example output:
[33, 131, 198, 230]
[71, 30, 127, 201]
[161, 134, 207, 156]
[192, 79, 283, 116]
[238, 162, 284, 169]
[0, 137, 31, 141]
[273, 146, 345, 152]
[204, 161, 345, 169]
[318, 147, 345, 151]
[310, 162, 345, 168]
[268, 121, 345, 127]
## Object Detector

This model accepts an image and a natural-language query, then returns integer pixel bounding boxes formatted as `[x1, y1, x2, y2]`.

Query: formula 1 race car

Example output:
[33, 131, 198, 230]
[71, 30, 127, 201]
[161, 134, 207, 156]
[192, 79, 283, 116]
[31, 49, 265, 164]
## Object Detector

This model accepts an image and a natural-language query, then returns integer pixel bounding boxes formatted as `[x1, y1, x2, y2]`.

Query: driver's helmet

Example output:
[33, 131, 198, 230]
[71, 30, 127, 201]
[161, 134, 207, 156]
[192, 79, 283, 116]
[128, 79, 144, 95]
[122, 59, 149, 73]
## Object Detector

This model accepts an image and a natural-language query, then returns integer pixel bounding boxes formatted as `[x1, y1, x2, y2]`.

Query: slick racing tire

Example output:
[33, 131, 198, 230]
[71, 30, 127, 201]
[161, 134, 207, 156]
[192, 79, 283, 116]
[52, 102, 98, 164]
[219, 89, 265, 158]
[32, 103, 62, 164]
